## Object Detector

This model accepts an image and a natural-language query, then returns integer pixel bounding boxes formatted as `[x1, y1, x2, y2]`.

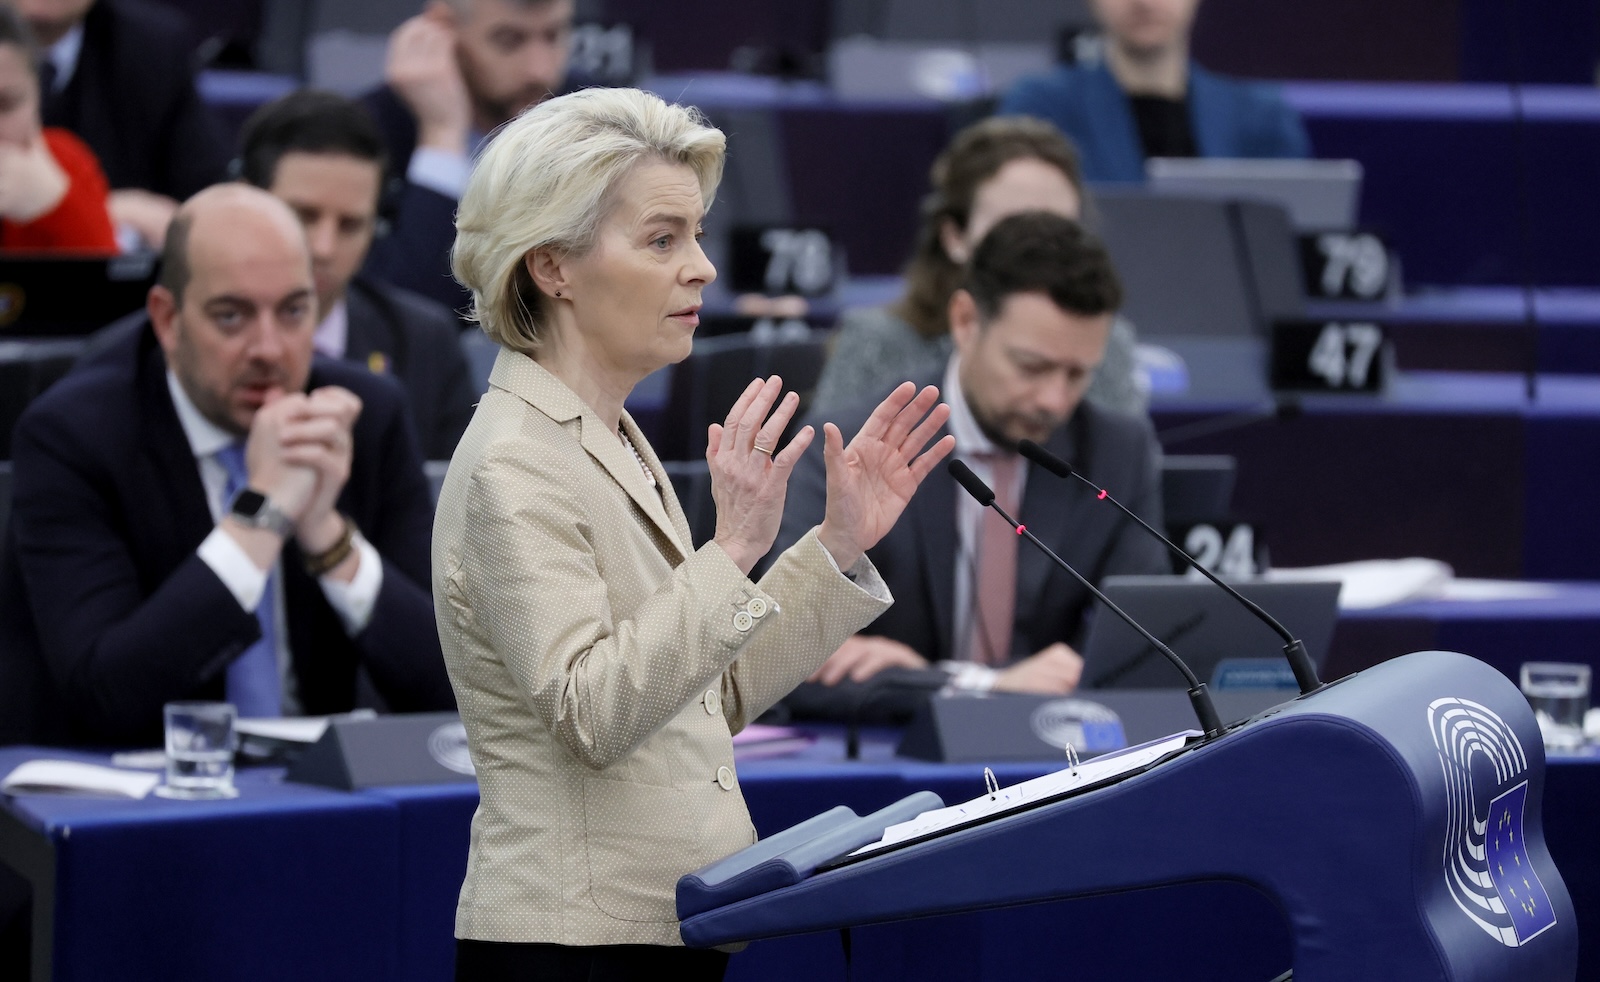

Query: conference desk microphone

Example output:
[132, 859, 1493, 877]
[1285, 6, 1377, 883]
[947, 460, 1225, 740]
[1016, 439, 1325, 696]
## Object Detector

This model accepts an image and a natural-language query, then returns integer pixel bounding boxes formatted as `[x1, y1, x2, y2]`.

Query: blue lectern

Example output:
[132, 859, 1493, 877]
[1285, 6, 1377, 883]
[680, 651, 1578, 980]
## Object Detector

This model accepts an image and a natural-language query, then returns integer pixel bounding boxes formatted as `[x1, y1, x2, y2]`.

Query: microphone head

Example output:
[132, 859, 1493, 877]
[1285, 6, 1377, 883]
[1017, 439, 1073, 478]
[947, 459, 995, 507]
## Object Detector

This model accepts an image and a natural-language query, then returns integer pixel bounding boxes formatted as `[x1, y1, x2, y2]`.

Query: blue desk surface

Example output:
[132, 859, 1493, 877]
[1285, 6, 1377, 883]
[0, 748, 401, 981]
[5, 722, 1599, 982]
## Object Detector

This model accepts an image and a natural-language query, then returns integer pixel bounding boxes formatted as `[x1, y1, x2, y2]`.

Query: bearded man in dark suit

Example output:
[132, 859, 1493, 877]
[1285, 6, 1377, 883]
[776, 212, 1169, 699]
[360, 0, 575, 312]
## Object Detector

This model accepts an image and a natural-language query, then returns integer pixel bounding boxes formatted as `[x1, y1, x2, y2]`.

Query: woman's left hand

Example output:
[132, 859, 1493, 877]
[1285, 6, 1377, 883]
[816, 382, 955, 570]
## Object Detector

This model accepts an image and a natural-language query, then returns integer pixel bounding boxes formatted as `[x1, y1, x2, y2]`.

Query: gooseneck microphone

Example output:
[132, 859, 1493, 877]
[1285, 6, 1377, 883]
[947, 460, 1224, 740]
[1016, 439, 1325, 695]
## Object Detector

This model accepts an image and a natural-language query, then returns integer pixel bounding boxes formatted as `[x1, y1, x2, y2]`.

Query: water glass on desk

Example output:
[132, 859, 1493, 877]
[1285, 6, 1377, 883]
[154, 701, 239, 799]
[1520, 662, 1590, 751]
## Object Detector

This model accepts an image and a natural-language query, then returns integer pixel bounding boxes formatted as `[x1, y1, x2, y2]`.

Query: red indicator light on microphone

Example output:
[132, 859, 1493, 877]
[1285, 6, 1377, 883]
[1097, 490, 1107, 500]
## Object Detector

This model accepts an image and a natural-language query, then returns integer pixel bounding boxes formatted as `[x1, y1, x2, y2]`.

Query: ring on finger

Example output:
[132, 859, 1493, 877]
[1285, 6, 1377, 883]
[753, 443, 776, 458]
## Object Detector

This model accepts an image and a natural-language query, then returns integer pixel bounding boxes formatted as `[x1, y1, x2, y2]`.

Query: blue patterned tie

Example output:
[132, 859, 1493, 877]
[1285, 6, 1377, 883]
[215, 443, 283, 717]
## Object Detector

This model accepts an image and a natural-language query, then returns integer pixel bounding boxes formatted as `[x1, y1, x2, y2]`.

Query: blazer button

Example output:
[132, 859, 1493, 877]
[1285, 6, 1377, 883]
[703, 688, 721, 715]
[746, 597, 769, 619]
[716, 765, 735, 791]
[732, 610, 754, 632]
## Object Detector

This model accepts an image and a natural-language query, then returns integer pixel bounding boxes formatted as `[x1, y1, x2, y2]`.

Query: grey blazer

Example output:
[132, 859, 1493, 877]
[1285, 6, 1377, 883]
[432, 350, 890, 945]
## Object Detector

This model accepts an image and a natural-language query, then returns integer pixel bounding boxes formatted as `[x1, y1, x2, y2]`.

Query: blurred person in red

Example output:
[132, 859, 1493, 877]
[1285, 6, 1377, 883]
[0, 4, 113, 253]
[9, 0, 230, 249]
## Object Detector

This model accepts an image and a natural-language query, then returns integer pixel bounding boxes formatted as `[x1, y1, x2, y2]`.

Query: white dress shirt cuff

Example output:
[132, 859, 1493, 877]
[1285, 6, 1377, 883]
[406, 147, 471, 200]
[197, 527, 270, 612]
[941, 660, 999, 693]
[318, 532, 384, 634]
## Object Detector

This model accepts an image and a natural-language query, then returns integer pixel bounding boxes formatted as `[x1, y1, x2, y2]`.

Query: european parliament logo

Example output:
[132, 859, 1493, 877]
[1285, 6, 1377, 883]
[1427, 697, 1556, 947]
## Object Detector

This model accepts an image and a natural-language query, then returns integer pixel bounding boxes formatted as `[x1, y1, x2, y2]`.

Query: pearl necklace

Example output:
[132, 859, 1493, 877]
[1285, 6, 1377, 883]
[618, 431, 657, 488]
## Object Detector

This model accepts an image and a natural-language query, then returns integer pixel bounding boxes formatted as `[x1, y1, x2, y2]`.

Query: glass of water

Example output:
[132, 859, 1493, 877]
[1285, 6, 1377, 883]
[1520, 662, 1591, 751]
[154, 701, 240, 799]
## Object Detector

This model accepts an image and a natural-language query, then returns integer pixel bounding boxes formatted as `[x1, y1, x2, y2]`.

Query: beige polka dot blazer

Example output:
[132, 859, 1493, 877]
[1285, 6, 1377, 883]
[432, 349, 892, 947]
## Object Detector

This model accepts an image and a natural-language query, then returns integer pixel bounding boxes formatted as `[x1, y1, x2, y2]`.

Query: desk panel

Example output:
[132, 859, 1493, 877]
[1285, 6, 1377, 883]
[3, 731, 1594, 981]
[363, 783, 477, 982]
[1285, 83, 1600, 288]
[1332, 583, 1600, 682]
[1154, 377, 1600, 580]
[0, 748, 400, 982]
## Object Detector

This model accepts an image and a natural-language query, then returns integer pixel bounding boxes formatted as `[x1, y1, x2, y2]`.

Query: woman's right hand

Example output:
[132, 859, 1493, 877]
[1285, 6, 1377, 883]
[0, 134, 67, 223]
[708, 376, 814, 575]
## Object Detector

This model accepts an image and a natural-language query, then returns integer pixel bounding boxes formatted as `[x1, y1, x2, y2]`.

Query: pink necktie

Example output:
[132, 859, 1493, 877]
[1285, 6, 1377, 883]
[971, 452, 1021, 665]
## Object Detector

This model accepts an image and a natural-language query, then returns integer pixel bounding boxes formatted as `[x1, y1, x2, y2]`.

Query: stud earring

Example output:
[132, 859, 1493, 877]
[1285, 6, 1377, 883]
[555, 290, 562, 297]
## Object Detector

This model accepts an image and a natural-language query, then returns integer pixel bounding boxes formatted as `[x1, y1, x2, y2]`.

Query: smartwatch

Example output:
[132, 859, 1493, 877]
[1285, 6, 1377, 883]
[228, 489, 295, 537]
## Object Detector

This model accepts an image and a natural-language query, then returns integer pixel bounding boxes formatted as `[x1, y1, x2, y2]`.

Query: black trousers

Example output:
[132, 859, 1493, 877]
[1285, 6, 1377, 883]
[455, 939, 730, 981]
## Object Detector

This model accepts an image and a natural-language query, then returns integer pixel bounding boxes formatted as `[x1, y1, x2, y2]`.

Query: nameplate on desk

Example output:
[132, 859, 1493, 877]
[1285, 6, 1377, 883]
[285, 712, 476, 790]
[898, 690, 1285, 763]
[1168, 520, 1262, 577]
[727, 225, 839, 297]
[1297, 230, 1393, 301]
[1269, 319, 1389, 393]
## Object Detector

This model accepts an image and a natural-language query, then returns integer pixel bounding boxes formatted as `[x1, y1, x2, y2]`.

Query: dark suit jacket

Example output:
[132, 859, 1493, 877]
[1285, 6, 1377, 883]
[1000, 62, 1311, 184]
[0, 318, 454, 748]
[41, 0, 229, 199]
[775, 380, 1170, 664]
[358, 85, 472, 315]
[345, 275, 476, 459]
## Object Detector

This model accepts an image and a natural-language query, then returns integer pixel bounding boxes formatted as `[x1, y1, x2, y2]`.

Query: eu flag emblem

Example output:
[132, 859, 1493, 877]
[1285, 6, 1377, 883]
[1485, 781, 1557, 945]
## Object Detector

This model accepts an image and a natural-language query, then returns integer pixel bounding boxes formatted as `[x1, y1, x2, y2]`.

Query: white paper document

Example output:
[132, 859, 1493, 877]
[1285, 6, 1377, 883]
[849, 731, 1199, 858]
[235, 709, 376, 744]
[2, 760, 162, 799]
[235, 717, 332, 744]
[1264, 558, 1454, 609]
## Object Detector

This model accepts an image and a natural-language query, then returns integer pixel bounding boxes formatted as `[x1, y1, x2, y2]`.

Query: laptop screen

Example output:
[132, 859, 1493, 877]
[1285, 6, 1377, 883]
[1082, 575, 1342, 690]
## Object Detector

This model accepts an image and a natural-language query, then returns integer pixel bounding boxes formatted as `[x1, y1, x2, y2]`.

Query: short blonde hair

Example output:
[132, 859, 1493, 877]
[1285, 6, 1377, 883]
[452, 87, 726, 354]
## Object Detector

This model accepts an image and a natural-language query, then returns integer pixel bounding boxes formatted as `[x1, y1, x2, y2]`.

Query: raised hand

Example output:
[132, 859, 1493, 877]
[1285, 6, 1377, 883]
[385, 6, 472, 154]
[707, 376, 815, 575]
[816, 383, 955, 570]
